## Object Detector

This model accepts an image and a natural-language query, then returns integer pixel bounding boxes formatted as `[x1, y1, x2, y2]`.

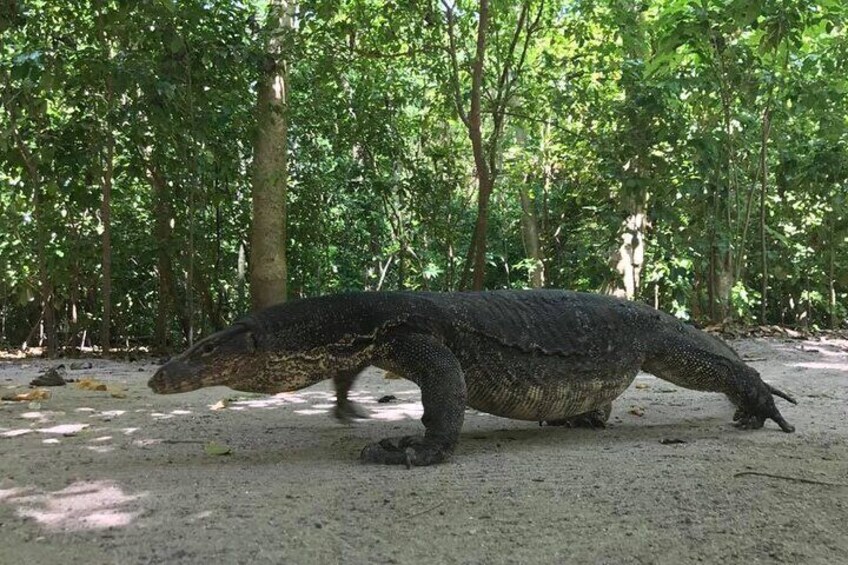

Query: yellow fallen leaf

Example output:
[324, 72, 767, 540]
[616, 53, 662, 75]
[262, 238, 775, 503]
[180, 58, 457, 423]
[204, 442, 231, 456]
[634, 382, 650, 389]
[383, 371, 402, 380]
[629, 406, 645, 417]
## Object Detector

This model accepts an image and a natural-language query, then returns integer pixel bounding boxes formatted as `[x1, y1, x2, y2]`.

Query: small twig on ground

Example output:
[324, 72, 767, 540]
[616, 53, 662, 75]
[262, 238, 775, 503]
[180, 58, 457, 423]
[734, 471, 848, 487]
[742, 357, 767, 362]
[404, 501, 444, 519]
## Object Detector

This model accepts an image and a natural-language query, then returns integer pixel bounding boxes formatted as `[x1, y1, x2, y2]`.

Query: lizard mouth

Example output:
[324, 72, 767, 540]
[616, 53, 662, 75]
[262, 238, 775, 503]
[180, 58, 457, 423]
[148, 366, 204, 394]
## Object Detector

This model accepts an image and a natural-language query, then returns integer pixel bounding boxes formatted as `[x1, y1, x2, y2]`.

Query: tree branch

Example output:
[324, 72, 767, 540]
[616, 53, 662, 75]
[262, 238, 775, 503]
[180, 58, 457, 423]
[442, 0, 469, 128]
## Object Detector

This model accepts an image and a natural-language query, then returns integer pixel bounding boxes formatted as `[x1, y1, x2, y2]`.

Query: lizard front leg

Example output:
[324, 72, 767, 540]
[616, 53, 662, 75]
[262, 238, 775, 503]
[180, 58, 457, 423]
[643, 349, 796, 433]
[361, 333, 467, 467]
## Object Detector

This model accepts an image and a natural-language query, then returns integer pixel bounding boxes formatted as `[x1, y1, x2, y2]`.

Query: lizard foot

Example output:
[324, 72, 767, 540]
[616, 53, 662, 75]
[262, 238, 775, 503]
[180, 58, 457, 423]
[543, 405, 611, 429]
[334, 400, 370, 424]
[359, 436, 451, 467]
[732, 382, 797, 433]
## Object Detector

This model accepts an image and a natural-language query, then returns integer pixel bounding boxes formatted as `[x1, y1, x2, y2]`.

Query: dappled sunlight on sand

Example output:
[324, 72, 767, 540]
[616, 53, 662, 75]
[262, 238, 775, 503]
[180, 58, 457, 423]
[771, 339, 848, 359]
[791, 362, 848, 372]
[0, 402, 175, 447]
[39, 423, 90, 435]
[0, 480, 144, 531]
[367, 402, 423, 421]
[216, 387, 427, 422]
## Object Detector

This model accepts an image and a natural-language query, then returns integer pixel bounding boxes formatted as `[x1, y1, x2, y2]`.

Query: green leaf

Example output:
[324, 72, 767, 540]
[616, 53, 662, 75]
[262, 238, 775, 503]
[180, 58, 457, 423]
[204, 442, 231, 456]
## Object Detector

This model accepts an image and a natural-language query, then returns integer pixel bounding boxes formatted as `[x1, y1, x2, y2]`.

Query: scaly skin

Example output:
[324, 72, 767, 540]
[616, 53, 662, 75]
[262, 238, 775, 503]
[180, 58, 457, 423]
[149, 290, 797, 466]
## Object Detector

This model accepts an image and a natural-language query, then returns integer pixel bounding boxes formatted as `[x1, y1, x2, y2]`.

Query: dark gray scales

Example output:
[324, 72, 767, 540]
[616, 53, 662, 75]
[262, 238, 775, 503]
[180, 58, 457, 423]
[149, 290, 797, 467]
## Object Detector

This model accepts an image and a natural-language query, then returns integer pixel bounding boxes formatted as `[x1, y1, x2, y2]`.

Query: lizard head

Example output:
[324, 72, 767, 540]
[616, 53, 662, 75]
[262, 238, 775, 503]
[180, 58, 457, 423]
[149, 297, 372, 395]
[148, 322, 263, 394]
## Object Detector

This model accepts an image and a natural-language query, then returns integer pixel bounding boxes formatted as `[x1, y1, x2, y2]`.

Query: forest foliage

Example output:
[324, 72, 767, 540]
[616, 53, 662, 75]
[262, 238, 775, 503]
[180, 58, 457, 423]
[1, 0, 846, 353]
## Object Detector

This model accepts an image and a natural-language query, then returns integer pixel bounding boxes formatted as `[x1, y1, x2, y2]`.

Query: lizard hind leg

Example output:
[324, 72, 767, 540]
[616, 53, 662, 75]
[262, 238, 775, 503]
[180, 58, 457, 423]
[543, 402, 612, 429]
[333, 369, 371, 424]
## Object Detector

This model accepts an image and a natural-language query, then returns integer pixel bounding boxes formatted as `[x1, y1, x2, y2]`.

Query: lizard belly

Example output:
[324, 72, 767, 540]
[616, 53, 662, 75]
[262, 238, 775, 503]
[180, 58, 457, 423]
[461, 351, 640, 421]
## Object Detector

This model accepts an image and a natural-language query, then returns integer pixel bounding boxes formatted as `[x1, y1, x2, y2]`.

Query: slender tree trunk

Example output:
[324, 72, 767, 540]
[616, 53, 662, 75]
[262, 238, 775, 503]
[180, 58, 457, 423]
[829, 237, 836, 330]
[96, 1, 113, 352]
[11, 115, 56, 355]
[250, 0, 292, 310]
[691, 270, 702, 321]
[445, 0, 539, 290]
[469, 178, 493, 290]
[515, 127, 544, 288]
[35, 188, 57, 357]
[100, 120, 114, 354]
[519, 181, 544, 288]
[759, 107, 771, 324]
[463, 0, 491, 290]
[147, 162, 186, 351]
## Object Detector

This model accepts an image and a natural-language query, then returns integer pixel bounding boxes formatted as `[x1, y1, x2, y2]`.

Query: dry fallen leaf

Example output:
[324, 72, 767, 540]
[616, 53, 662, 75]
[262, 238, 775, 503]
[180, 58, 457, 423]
[210, 399, 229, 411]
[629, 406, 645, 417]
[634, 382, 650, 389]
[76, 378, 108, 391]
[1, 388, 51, 402]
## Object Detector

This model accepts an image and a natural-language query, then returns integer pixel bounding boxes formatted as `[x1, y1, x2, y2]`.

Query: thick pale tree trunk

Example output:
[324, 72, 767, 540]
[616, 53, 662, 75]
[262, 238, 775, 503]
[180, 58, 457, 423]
[610, 206, 648, 299]
[250, 0, 292, 310]
[606, 3, 652, 301]
[710, 247, 734, 322]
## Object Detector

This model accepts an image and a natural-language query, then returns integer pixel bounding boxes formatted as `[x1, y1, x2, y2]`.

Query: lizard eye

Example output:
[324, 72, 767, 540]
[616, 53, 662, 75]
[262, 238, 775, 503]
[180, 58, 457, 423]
[245, 332, 257, 352]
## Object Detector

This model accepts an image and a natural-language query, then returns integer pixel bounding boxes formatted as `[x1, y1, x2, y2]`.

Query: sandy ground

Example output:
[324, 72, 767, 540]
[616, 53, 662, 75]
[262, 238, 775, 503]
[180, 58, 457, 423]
[0, 337, 846, 565]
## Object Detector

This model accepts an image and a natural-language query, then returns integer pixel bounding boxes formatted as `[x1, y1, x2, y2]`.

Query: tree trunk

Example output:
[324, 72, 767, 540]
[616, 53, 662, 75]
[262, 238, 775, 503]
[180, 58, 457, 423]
[96, 0, 114, 353]
[711, 248, 734, 323]
[464, 0, 491, 291]
[610, 207, 647, 299]
[829, 239, 836, 330]
[759, 107, 771, 324]
[100, 121, 114, 354]
[35, 188, 57, 357]
[147, 162, 186, 351]
[608, 4, 652, 301]
[11, 115, 56, 356]
[249, 0, 292, 310]
[519, 181, 544, 288]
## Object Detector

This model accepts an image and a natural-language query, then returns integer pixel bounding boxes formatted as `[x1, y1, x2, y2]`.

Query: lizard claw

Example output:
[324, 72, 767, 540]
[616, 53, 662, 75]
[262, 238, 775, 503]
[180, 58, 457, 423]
[732, 381, 796, 433]
[359, 436, 450, 467]
[334, 400, 370, 424]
